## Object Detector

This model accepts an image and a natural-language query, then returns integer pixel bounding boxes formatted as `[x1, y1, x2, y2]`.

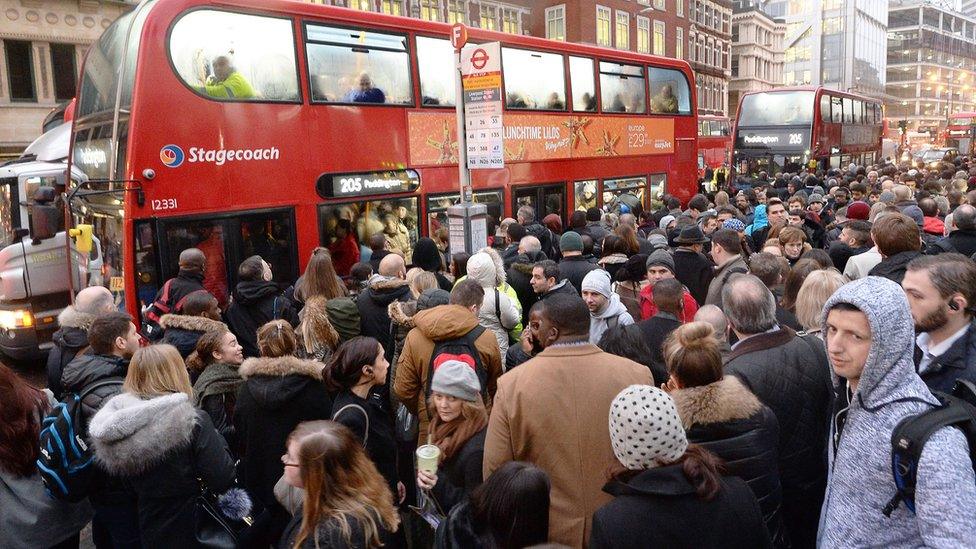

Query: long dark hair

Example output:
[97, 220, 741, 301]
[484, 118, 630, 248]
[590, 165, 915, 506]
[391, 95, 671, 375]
[295, 247, 347, 302]
[324, 336, 381, 392]
[0, 363, 47, 476]
[470, 462, 551, 549]
[610, 444, 725, 501]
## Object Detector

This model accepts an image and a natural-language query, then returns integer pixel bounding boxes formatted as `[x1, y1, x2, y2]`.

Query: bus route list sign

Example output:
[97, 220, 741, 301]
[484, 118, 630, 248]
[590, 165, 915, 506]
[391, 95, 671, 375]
[460, 42, 504, 169]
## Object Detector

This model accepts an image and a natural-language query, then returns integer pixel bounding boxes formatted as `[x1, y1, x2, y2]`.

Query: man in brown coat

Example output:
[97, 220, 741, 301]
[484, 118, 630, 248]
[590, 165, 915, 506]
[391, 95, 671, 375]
[394, 279, 503, 437]
[483, 293, 653, 548]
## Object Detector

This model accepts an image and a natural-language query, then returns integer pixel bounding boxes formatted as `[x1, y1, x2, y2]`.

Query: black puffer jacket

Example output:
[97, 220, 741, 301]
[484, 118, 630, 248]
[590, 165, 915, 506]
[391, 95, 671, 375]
[916, 319, 976, 394]
[431, 429, 486, 513]
[673, 248, 714, 306]
[724, 328, 831, 537]
[357, 276, 412, 364]
[867, 250, 922, 286]
[88, 392, 235, 549]
[224, 280, 298, 358]
[235, 355, 332, 510]
[558, 255, 599, 294]
[60, 352, 130, 504]
[670, 377, 785, 546]
[159, 314, 227, 359]
[46, 306, 94, 399]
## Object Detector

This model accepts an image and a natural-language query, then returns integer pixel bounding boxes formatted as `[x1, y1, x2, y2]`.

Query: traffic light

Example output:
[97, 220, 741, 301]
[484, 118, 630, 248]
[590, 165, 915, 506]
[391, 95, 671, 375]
[898, 120, 908, 134]
[68, 224, 93, 254]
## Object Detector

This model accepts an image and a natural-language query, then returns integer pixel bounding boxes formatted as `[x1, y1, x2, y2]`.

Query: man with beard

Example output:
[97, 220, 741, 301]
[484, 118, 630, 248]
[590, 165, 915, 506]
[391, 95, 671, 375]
[903, 254, 976, 393]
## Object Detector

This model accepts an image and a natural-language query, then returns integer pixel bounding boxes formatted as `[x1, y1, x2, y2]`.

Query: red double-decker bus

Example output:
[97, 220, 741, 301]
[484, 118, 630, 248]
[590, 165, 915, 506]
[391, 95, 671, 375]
[697, 115, 731, 177]
[733, 86, 883, 176]
[67, 0, 699, 315]
[946, 112, 976, 157]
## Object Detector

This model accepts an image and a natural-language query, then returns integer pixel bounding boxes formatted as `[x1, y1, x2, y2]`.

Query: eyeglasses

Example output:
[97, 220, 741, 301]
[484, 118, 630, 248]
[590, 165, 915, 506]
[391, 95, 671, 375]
[281, 454, 299, 468]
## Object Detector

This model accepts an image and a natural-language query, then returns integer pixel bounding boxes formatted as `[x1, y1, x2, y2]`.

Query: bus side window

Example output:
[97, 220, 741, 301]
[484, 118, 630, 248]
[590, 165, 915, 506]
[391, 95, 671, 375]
[168, 10, 300, 102]
[843, 98, 853, 124]
[426, 190, 503, 237]
[569, 56, 597, 112]
[647, 67, 691, 115]
[820, 94, 831, 122]
[831, 97, 842, 124]
[417, 37, 455, 106]
[502, 48, 566, 110]
[600, 62, 645, 114]
[574, 180, 598, 211]
[318, 198, 419, 275]
[305, 24, 412, 105]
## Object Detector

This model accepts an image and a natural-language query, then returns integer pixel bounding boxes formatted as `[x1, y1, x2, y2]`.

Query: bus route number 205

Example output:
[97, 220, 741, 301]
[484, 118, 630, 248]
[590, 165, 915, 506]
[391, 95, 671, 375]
[151, 198, 178, 211]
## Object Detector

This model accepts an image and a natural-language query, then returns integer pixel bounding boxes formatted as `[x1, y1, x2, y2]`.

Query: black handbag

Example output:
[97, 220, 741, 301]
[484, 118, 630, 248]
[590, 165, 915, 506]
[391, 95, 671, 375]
[194, 487, 253, 549]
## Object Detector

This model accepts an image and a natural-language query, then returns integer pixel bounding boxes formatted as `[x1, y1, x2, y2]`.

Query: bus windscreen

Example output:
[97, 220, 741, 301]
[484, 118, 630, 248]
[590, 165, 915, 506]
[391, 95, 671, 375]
[738, 91, 815, 127]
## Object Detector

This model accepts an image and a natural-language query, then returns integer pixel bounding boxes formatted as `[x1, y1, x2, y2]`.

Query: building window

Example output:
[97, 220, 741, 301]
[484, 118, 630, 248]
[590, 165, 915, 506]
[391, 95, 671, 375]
[380, 0, 404, 15]
[479, 4, 497, 30]
[654, 0, 665, 9]
[347, 0, 371, 10]
[676, 27, 683, 59]
[51, 43, 77, 102]
[616, 11, 630, 50]
[637, 16, 650, 53]
[653, 20, 665, 55]
[420, 0, 442, 21]
[446, 0, 464, 23]
[677, 0, 683, 17]
[546, 5, 566, 41]
[5, 40, 35, 102]
[502, 9, 521, 34]
[596, 5, 612, 47]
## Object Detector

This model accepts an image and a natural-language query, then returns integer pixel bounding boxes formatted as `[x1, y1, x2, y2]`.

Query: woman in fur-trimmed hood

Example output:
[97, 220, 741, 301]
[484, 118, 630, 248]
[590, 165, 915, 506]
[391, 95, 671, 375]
[465, 247, 522, 357]
[234, 320, 333, 513]
[88, 345, 236, 549]
[159, 290, 227, 363]
[663, 322, 787, 547]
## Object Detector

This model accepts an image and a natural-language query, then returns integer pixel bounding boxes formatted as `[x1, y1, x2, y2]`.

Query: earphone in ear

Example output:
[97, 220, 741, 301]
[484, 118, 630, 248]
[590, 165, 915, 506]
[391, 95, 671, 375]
[949, 300, 961, 312]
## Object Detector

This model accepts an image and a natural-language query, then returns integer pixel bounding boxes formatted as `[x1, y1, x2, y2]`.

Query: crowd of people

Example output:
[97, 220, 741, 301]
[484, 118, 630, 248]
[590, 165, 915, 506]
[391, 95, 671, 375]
[3, 156, 976, 549]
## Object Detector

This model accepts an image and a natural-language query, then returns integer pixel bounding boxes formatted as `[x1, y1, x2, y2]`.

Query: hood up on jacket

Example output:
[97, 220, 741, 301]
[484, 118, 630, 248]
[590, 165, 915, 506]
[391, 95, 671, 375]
[233, 280, 281, 306]
[159, 314, 227, 334]
[412, 237, 444, 272]
[746, 205, 768, 235]
[821, 276, 936, 410]
[238, 355, 325, 410]
[88, 392, 197, 476]
[412, 304, 480, 343]
[467, 246, 507, 288]
[589, 293, 632, 343]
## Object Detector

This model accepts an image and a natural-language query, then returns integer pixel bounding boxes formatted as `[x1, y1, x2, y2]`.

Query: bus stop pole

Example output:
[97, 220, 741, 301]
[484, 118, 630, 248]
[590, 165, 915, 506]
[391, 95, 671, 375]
[455, 49, 472, 203]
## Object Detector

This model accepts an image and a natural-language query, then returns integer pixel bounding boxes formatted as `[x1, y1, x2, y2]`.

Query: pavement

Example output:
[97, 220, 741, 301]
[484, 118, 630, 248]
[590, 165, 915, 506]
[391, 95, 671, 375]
[10, 355, 96, 549]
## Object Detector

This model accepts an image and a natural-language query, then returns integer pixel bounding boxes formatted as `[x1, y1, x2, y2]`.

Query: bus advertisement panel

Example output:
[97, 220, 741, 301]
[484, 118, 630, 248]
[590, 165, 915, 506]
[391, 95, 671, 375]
[68, 0, 700, 318]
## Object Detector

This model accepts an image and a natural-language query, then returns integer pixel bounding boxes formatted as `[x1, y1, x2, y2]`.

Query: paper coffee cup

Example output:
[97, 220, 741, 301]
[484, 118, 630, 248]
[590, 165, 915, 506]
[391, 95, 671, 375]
[416, 444, 440, 475]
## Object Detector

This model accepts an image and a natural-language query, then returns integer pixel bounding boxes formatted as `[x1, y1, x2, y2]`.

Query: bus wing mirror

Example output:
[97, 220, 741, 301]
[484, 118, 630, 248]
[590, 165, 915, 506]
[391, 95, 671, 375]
[11, 228, 29, 244]
[68, 224, 93, 254]
[29, 204, 60, 241]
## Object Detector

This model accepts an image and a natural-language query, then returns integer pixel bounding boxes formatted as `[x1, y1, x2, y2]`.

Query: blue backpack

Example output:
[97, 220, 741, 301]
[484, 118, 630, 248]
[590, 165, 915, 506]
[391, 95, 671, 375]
[36, 379, 122, 502]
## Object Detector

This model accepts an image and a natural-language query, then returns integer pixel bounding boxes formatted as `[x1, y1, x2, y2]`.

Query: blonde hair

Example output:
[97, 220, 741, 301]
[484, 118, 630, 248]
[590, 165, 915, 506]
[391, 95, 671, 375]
[795, 269, 846, 331]
[426, 397, 488, 462]
[290, 421, 398, 548]
[124, 344, 193, 398]
[409, 271, 439, 298]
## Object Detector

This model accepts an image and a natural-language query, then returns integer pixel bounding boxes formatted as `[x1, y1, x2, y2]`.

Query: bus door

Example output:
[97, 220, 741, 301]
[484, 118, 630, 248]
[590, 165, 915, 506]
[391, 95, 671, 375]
[133, 208, 298, 312]
[512, 183, 565, 220]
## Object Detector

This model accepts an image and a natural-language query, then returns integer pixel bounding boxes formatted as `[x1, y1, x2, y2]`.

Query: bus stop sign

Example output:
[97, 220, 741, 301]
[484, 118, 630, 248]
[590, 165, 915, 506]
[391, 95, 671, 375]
[451, 23, 468, 50]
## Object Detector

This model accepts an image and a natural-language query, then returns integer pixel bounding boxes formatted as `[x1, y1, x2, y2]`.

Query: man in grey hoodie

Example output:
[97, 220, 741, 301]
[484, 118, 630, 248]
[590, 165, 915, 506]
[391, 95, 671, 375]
[819, 276, 976, 547]
[581, 269, 634, 343]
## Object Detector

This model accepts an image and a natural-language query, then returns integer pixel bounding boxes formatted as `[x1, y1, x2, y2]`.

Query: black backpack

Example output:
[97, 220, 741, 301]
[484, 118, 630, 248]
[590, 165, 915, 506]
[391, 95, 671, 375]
[36, 379, 123, 502]
[425, 325, 489, 401]
[883, 379, 976, 517]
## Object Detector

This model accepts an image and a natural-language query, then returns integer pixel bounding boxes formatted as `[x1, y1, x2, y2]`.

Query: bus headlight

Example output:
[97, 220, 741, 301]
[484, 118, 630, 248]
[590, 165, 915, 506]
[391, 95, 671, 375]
[0, 309, 33, 330]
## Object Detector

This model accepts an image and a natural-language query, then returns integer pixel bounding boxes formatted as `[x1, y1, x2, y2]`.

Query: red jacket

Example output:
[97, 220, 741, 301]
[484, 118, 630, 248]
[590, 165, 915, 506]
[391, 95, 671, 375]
[639, 283, 699, 322]
[923, 216, 945, 236]
[328, 234, 360, 276]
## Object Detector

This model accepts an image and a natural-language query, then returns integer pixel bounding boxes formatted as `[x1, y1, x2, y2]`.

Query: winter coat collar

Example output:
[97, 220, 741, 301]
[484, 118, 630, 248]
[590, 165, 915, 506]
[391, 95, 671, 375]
[159, 314, 227, 333]
[89, 392, 197, 476]
[239, 355, 324, 380]
[388, 300, 419, 329]
[536, 342, 603, 358]
[57, 306, 96, 330]
[368, 276, 411, 292]
[233, 280, 281, 305]
[192, 362, 242, 406]
[725, 327, 795, 363]
[598, 253, 629, 265]
[603, 464, 697, 497]
[669, 376, 761, 430]
[178, 270, 205, 284]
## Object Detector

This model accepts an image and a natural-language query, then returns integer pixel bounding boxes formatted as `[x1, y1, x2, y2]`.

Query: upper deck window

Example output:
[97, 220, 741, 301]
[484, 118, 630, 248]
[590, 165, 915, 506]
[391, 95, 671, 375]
[600, 61, 645, 114]
[305, 24, 412, 105]
[417, 36, 455, 106]
[647, 67, 692, 115]
[502, 48, 566, 110]
[169, 10, 300, 102]
[738, 91, 814, 126]
[569, 56, 596, 112]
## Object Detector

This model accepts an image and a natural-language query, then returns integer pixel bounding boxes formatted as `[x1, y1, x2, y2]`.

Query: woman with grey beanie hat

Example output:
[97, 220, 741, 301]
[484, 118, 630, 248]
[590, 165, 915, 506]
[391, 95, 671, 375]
[589, 385, 772, 548]
[416, 360, 488, 513]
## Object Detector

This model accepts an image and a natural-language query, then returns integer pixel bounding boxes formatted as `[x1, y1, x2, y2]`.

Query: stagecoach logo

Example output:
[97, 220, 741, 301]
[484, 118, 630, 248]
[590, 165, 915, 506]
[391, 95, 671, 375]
[743, 135, 780, 145]
[160, 145, 185, 168]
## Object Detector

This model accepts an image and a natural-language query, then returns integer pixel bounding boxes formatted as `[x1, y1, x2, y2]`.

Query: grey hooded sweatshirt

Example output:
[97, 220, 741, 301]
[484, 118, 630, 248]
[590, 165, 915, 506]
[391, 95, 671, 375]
[589, 292, 634, 344]
[818, 276, 976, 548]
